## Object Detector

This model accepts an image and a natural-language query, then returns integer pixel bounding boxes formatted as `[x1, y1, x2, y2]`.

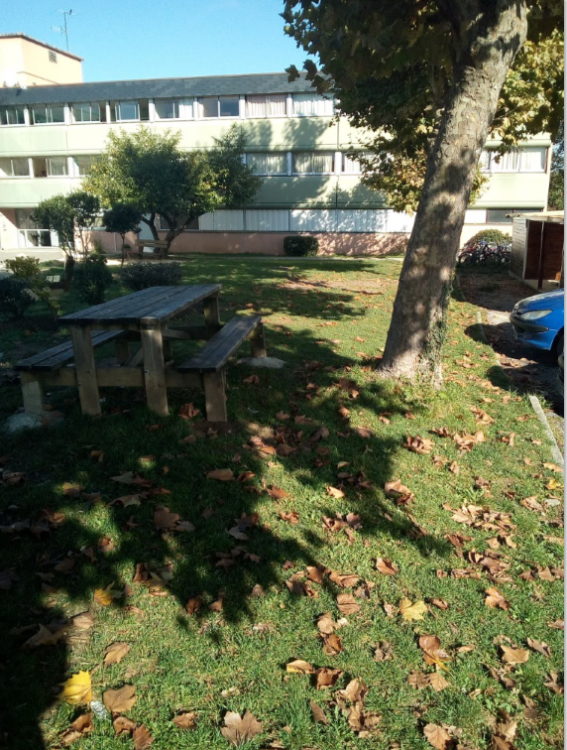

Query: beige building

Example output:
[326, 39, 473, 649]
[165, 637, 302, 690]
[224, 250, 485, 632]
[0, 33, 82, 88]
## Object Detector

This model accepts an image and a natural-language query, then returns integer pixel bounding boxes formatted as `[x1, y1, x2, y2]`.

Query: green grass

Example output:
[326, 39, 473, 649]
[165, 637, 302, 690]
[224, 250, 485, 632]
[0, 257, 563, 750]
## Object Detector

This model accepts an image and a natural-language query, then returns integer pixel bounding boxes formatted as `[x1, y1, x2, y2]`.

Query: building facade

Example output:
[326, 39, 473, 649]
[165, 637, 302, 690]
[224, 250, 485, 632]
[0, 34, 83, 88]
[0, 70, 552, 256]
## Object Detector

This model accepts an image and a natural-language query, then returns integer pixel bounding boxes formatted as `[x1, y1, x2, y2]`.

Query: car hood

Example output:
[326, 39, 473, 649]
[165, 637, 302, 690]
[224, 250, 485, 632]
[514, 288, 564, 313]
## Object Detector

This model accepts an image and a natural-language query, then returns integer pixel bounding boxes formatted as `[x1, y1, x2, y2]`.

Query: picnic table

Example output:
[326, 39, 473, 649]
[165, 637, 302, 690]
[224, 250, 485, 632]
[16, 285, 266, 422]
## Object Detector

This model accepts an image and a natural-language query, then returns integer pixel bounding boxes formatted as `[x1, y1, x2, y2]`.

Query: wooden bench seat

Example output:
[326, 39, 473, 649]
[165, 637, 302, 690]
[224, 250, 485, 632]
[179, 315, 263, 373]
[179, 315, 266, 421]
[16, 330, 124, 372]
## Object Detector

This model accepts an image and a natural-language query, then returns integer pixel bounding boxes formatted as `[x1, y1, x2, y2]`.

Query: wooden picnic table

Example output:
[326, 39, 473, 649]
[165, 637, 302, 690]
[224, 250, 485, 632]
[18, 284, 266, 421]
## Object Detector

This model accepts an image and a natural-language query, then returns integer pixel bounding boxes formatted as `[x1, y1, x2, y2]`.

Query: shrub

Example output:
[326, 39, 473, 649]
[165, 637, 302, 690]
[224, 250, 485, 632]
[0, 277, 36, 319]
[74, 251, 114, 305]
[464, 229, 511, 247]
[120, 262, 183, 291]
[283, 236, 319, 257]
[4, 256, 50, 304]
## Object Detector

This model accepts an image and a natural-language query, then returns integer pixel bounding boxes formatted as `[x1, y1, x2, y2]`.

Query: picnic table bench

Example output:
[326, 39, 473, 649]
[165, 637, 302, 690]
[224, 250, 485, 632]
[126, 240, 169, 260]
[16, 285, 266, 422]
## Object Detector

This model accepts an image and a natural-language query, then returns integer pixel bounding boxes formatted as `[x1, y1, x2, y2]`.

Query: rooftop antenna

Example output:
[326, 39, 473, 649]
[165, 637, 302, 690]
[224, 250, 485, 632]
[51, 9, 76, 51]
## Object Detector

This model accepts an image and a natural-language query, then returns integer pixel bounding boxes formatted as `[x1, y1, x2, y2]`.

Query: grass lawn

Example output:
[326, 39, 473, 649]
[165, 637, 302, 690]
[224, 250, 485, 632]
[0, 256, 563, 750]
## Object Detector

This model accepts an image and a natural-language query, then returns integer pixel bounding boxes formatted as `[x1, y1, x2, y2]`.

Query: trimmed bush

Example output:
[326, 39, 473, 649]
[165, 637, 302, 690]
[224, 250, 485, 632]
[120, 262, 183, 291]
[4, 256, 50, 304]
[74, 251, 113, 305]
[0, 277, 36, 319]
[283, 236, 319, 257]
[464, 229, 511, 247]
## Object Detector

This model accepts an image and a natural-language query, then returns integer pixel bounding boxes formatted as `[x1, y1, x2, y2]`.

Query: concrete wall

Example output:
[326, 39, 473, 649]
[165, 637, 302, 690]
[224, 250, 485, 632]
[0, 36, 82, 87]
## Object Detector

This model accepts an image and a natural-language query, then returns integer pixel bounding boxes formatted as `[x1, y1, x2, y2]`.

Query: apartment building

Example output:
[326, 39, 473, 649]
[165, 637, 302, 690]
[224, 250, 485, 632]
[0, 33, 83, 88]
[0, 67, 551, 256]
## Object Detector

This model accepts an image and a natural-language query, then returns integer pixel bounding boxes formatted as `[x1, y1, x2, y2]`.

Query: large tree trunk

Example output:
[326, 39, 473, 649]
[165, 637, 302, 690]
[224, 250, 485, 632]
[380, 1, 528, 381]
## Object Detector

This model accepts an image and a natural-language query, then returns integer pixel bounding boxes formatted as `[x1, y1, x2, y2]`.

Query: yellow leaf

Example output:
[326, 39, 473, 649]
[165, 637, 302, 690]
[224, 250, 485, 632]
[94, 584, 114, 607]
[399, 598, 428, 621]
[59, 671, 92, 705]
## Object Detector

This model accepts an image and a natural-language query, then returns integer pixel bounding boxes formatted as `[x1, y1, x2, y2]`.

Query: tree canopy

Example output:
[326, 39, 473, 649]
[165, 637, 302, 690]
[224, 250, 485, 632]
[283, 1, 563, 379]
[84, 126, 260, 249]
[284, 2, 563, 212]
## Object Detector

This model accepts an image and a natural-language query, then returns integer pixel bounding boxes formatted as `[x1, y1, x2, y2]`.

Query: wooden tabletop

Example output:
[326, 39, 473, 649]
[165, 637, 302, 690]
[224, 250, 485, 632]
[60, 284, 221, 327]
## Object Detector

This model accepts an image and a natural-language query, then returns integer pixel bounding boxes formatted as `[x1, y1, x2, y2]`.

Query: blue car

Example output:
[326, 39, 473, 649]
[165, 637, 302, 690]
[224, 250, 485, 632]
[510, 288, 564, 362]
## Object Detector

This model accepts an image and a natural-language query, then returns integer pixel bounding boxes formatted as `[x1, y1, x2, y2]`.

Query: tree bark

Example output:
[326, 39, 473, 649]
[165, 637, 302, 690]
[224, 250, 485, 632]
[380, 1, 528, 381]
[63, 253, 75, 291]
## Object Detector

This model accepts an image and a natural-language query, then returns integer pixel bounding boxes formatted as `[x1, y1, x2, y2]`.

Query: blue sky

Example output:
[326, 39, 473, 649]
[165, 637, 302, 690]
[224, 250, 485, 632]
[4, 0, 309, 82]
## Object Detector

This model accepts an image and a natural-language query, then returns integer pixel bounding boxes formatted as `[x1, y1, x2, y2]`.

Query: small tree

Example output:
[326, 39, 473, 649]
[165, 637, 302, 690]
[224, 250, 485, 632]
[548, 122, 564, 211]
[84, 125, 261, 253]
[32, 196, 76, 289]
[67, 191, 101, 258]
[102, 203, 141, 265]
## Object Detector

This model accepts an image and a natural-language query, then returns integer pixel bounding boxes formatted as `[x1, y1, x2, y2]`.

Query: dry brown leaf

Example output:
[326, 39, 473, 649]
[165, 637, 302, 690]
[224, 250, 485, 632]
[408, 670, 430, 689]
[306, 566, 326, 585]
[133, 723, 153, 750]
[278, 511, 299, 524]
[322, 633, 343, 655]
[526, 637, 551, 657]
[399, 598, 428, 621]
[317, 612, 336, 635]
[327, 485, 345, 498]
[423, 723, 452, 750]
[485, 587, 510, 610]
[428, 672, 449, 692]
[103, 684, 137, 713]
[220, 710, 263, 746]
[373, 641, 393, 661]
[22, 623, 66, 648]
[328, 571, 359, 588]
[375, 558, 398, 576]
[94, 584, 114, 607]
[404, 435, 434, 455]
[315, 666, 343, 689]
[113, 716, 137, 735]
[501, 646, 530, 665]
[336, 593, 360, 615]
[172, 712, 198, 729]
[206, 469, 234, 481]
[286, 659, 315, 674]
[104, 642, 130, 666]
[310, 700, 329, 724]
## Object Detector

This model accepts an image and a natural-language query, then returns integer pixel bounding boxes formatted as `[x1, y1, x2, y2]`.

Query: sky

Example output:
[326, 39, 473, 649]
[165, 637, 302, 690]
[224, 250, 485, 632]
[3, 0, 309, 82]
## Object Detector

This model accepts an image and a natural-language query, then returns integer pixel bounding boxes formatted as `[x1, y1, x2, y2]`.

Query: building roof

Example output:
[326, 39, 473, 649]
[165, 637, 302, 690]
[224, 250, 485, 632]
[0, 71, 316, 105]
[516, 211, 564, 225]
[0, 33, 83, 62]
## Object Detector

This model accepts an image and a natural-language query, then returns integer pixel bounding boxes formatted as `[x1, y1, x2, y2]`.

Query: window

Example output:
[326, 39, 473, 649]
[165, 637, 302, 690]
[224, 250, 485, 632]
[0, 158, 30, 177]
[0, 106, 26, 125]
[482, 148, 547, 174]
[49, 50, 57, 63]
[73, 155, 95, 176]
[201, 96, 240, 118]
[113, 101, 140, 121]
[72, 102, 101, 122]
[520, 147, 547, 172]
[342, 153, 363, 174]
[155, 99, 179, 119]
[246, 95, 286, 118]
[16, 209, 54, 248]
[32, 105, 65, 124]
[293, 152, 334, 174]
[247, 153, 287, 175]
[293, 94, 334, 116]
[46, 157, 68, 177]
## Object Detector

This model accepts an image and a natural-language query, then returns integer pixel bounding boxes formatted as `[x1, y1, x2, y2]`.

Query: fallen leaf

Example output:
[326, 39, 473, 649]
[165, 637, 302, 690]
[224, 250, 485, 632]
[286, 659, 314, 674]
[207, 469, 234, 481]
[373, 641, 393, 661]
[322, 633, 343, 655]
[172, 712, 198, 729]
[501, 646, 530, 665]
[22, 623, 66, 648]
[310, 700, 329, 724]
[485, 587, 510, 610]
[59, 671, 92, 705]
[399, 598, 428, 621]
[243, 374, 260, 384]
[336, 593, 360, 615]
[424, 723, 452, 750]
[375, 558, 398, 576]
[103, 684, 136, 713]
[71, 612, 94, 630]
[153, 505, 181, 530]
[327, 485, 345, 498]
[104, 642, 131, 666]
[278, 511, 299, 524]
[328, 571, 359, 588]
[315, 666, 343, 689]
[220, 710, 263, 746]
[133, 723, 153, 749]
[317, 612, 336, 635]
[428, 672, 449, 692]
[404, 436, 434, 455]
[94, 584, 114, 607]
[113, 716, 137, 736]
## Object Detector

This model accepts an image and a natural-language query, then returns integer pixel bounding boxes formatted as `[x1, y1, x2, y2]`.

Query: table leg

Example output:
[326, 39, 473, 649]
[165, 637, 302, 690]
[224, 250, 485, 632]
[20, 373, 44, 417]
[141, 327, 168, 416]
[203, 294, 221, 330]
[203, 370, 227, 421]
[250, 322, 267, 358]
[70, 326, 101, 416]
